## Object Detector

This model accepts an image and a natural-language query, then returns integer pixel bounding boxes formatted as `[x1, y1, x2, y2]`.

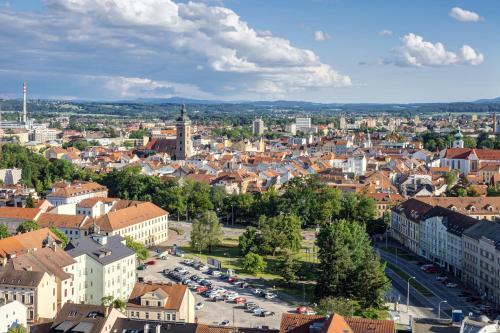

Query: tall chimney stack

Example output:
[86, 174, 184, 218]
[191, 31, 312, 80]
[23, 82, 27, 123]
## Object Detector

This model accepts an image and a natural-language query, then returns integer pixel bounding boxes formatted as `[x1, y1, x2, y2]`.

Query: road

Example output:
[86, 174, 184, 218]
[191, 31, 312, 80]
[378, 245, 476, 319]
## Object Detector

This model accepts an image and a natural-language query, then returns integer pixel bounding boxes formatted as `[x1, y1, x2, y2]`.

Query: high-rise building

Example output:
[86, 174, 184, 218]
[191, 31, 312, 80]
[175, 104, 193, 160]
[295, 117, 311, 129]
[252, 118, 265, 136]
[339, 116, 347, 130]
[494, 113, 500, 134]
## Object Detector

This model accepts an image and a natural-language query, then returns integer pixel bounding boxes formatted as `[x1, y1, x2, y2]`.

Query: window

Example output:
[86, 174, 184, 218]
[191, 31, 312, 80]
[158, 301, 161, 307]
[157, 313, 161, 320]
[172, 314, 176, 321]
[145, 312, 149, 319]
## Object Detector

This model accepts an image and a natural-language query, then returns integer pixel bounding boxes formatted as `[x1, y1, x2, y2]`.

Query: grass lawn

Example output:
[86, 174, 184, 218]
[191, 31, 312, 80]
[384, 261, 434, 297]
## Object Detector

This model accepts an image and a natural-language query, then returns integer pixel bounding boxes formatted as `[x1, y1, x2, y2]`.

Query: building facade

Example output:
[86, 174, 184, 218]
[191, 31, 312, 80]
[175, 105, 193, 161]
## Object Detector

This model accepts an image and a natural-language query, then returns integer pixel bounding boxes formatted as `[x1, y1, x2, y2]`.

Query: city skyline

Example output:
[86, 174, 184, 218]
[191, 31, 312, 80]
[0, 0, 498, 103]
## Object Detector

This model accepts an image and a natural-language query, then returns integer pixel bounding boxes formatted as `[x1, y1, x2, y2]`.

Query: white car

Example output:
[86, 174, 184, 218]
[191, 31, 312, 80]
[220, 320, 230, 327]
[213, 287, 226, 294]
[305, 310, 317, 315]
[253, 308, 264, 315]
[265, 292, 277, 299]
[252, 288, 263, 295]
[198, 265, 209, 271]
[174, 267, 188, 274]
[211, 270, 221, 277]
[446, 282, 458, 288]
[183, 259, 194, 265]
[225, 293, 239, 301]
[195, 302, 204, 310]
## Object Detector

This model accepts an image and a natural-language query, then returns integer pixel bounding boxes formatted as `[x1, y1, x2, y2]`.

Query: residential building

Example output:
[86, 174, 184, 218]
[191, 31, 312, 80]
[415, 197, 500, 221]
[462, 221, 500, 305]
[391, 198, 434, 254]
[75, 198, 118, 218]
[46, 181, 108, 207]
[81, 201, 169, 246]
[65, 233, 136, 305]
[49, 303, 126, 333]
[37, 213, 89, 241]
[0, 184, 39, 208]
[343, 152, 366, 176]
[32, 127, 60, 143]
[0, 228, 62, 260]
[126, 282, 195, 323]
[0, 267, 56, 322]
[0, 300, 27, 333]
[252, 118, 265, 136]
[0, 207, 42, 234]
[419, 206, 478, 277]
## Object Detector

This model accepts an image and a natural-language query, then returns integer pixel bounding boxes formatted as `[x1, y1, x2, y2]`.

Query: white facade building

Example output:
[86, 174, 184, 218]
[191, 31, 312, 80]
[65, 233, 137, 305]
[0, 301, 27, 333]
[252, 118, 265, 136]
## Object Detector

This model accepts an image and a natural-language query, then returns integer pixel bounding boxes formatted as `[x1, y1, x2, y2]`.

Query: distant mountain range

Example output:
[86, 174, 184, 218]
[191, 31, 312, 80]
[133, 96, 500, 106]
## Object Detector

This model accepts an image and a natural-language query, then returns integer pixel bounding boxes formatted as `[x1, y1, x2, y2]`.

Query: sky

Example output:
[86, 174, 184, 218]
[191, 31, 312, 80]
[0, 0, 499, 103]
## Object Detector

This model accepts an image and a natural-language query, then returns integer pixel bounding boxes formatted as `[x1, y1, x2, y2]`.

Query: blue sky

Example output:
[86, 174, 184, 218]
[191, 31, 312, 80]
[0, 0, 498, 103]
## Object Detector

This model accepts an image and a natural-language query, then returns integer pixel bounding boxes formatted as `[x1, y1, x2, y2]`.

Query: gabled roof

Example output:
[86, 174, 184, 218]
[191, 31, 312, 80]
[0, 228, 61, 259]
[0, 207, 42, 220]
[127, 282, 188, 310]
[422, 206, 479, 236]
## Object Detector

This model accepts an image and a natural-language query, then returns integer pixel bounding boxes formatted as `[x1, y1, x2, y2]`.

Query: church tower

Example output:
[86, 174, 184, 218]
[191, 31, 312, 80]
[453, 127, 464, 148]
[176, 104, 193, 160]
[494, 112, 500, 134]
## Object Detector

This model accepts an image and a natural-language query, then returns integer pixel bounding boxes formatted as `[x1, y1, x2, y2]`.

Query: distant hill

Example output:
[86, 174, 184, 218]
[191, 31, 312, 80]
[474, 97, 500, 103]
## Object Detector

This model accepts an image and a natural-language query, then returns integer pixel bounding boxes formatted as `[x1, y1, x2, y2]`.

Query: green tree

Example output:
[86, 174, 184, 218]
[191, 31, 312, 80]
[238, 227, 262, 254]
[101, 296, 114, 307]
[190, 210, 222, 253]
[463, 137, 477, 148]
[260, 214, 301, 256]
[277, 251, 301, 286]
[113, 299, 126, 310]
[355, 248, 390, 308]
[315, 219, 388, 308]
[16, 221, 40, 233]
[316, 297, 359, 317]
[125, 236, 148, 261]
[7, 325, 27, 333]
[49, 227, 69, 248]
[444, 170, 459, 190]
[25, 193, 35, 208]
[241, 252, 267, 275]
[0, 225, 9, 239]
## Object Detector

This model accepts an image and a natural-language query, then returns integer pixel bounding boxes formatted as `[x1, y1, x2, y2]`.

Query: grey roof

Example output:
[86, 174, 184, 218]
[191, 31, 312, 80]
[0, 266, 45, 286]
[463, 221, 500, 250]
[111, 319, 198, 333]
[422, 206, 479, 237]
[65, 234, 135, 265]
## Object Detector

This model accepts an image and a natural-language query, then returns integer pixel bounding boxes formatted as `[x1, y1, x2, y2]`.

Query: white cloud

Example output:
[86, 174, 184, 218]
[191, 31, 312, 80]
[393, 33, 484, 67]
[314, 30, 331, 42]
[28, 0, 350, 97]
[378, 29, 392, 37]
[449, 7, 482, 22]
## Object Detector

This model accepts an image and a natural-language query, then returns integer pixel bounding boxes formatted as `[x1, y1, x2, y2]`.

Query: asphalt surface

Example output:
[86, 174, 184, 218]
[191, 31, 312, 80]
[378, 245, 478, 319]
[138, 253, 296, 329]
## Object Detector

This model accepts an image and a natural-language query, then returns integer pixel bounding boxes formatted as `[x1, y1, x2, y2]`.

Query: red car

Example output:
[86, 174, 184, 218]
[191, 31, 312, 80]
[196, 286, 208, 293]
[146, 260, 156, 266]
[296, 306, 311, 314]
[234, 297, 246, 304]
[228, 277, 237, 283]
[424, 267, 438, 273]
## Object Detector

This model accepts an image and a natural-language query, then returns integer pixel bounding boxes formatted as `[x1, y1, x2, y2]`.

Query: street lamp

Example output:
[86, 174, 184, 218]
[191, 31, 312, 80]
[407, 276, 416, 312]
[438, 300, 448, 319]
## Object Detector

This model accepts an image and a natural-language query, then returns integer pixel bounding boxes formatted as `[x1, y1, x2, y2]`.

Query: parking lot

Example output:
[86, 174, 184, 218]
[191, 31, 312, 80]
[137, 253, 297, 329]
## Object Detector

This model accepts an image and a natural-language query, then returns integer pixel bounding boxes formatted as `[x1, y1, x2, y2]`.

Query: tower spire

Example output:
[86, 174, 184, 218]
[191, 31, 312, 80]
[23, 82, 27, 123]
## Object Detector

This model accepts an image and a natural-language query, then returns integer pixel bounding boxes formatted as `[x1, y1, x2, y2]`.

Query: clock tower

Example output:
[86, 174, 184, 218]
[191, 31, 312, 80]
[175, 104, 193, 160]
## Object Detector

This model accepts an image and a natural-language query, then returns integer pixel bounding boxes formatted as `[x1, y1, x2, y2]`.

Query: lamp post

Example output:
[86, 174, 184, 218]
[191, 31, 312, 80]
[407, 276, 416, 312]
[438, 300, 447, 319]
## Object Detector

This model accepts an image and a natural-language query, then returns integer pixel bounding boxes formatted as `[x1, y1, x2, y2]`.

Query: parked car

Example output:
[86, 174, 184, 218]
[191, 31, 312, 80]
[252, 288, 263, 295]
[212, 296, 225, 302]
[446, 282, 458, 288]
[137, 264, 146, 270]
[225, 293, 239, 301]
[220, 320, 230, 327]
[305, 310, 317, 315]
[174, 267, 188, 274]
[198, 264, 209, 271]
[146, 260, 156, 266]
[260, 311, 275, 317]
[296, 306, 312, 314]
[253, 308, 265, 315]
[183, 259, 194, 266]
[228, 277, 237, 283]
[420, 264, 434, 271]
[195, 302, 204, 310]
[196, 286, 208, 293]
[265, 292, 277, 300]
[424, 267, 439, 273]
[234, 297, 246, 304]
[245, 302, 258, 310]
[211, 270, 221, 277]
[436, 275, 447, 281]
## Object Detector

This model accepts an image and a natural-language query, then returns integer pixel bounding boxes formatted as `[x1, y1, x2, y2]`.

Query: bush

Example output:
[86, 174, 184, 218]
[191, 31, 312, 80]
[241, 252, 267, 275]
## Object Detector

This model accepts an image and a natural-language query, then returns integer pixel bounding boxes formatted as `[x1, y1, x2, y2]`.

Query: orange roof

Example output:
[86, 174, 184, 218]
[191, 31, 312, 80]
[47, 181, 107, 198]
[127, 282, 187, 310]
[345, 317, 394, 333]
[0, 228, 61, 258]
[279, 313, 325, 333]
[37, 213, 87, 229]
[324, 314, 353, 333]
[0, 207, 42, 220]
[90, 202, 168, 232]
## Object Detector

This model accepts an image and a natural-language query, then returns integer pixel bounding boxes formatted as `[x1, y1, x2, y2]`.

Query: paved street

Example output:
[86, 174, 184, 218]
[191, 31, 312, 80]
[377, 244, 478, 320]
[138, 253, 296, 329]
